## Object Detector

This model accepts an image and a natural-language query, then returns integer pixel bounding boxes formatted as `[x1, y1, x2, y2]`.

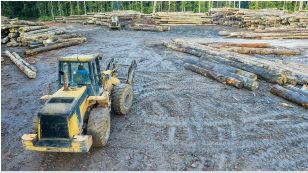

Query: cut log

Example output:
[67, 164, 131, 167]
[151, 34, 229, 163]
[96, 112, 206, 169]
[8, 32, 19, 38]
[184, 63, 244, 89]
[185, 59, 258, 91]
[216, 43, 270, 48]
[1, 36, 9, 43]
[203, 54, 286, 85]
[286, 85, 308, 97]
[20, 27, 61, 36]
[12, 52, 37, 72]
[5, 51, 36, 78]
[7, 42, 21, 47]
[28, 44, 43, 49]
[10, 20, 44, 26]
[221, 47, 300, 55]
[43, 34, 77, 44]
[270, 85, 308, 108]
[199, 55, 258, 80]
[19, 26, 49, 32]
[174, 39, 307, 84]
[254, 28, 308, 33]
[24, 40, 83, 56]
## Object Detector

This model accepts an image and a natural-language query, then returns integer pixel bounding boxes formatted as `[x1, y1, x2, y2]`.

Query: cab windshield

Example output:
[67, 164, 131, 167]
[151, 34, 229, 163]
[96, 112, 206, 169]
[60, 61, 91, 85]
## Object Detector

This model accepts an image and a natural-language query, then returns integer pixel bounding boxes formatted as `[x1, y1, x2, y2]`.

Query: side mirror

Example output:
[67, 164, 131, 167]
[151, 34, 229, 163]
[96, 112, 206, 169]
[59, 71, 64, 75]
[99, 56, 102, 60]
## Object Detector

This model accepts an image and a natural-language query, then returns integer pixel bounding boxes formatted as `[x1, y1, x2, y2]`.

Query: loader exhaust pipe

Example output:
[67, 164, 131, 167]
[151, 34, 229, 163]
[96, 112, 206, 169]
[59, 71, 69, 90]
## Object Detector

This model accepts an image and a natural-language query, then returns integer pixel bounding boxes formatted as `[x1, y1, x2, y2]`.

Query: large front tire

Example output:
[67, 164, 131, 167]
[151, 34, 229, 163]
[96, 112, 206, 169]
[111, 84, 133, 115]
[87, 107, 110, 147]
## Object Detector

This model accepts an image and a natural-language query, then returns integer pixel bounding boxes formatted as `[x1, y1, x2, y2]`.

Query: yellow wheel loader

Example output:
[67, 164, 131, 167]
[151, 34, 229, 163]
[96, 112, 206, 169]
[109, 16, 121, 31]
[22, 54, 137, 152]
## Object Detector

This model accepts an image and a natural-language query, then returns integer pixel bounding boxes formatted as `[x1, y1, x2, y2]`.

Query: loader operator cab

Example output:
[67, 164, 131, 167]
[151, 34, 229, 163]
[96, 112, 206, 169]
[58, 54, 103, 96]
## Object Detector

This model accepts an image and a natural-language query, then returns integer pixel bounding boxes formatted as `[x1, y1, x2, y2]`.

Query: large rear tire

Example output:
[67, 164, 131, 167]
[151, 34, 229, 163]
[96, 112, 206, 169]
[111, 83, 133, 115]
[87, 107, 110, 147]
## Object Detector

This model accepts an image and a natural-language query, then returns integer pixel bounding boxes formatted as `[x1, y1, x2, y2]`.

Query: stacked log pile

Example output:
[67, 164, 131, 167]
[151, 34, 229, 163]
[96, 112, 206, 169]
[64, 15, 94, 23]
[164, 39, 308, 108]
[2, 18, 87, 55]
[81, 10, 141, 26]
[210, 8, 308, 39]
[153, 12, 214, 26]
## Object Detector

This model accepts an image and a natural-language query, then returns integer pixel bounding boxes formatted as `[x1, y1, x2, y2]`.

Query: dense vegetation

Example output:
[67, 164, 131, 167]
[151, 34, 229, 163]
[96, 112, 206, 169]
[1, 1, 308, 20]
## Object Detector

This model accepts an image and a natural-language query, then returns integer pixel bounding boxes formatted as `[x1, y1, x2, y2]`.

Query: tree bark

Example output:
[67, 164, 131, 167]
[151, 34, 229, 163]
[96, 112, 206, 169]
[19, 26, 49, 32]
[286, 85, 308, 97]
[174, 39, 307, 84]
[5, 51, 36, 78]
[12, 52, 37, 72]
[166, 42, 286, 85]
[24, 40, 83, 56]
[221, 47, 300, 55]
[185, 59, 259, 91]
[184, 63, 244, 89]
[153, 1, 157, 13]
[270, 85, 308, 108]
[1, 36, 9, 43]
[84, 1, 86, 15]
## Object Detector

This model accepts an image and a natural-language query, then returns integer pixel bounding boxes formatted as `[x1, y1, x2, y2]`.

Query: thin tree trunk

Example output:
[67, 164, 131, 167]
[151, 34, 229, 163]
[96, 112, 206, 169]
[51, 1, 54, 20]
[169, 1, 170, 12]
[141, 1, 142, 13]
[257, 1, 258, 9]
[239, 1, 241, 8]
[153, 1, 157, 13]
[84, 1, 86, 15]
[234, 1, 235, 8]
[209, 1, 210, 10]
[182, 1, 184, 12]
[199, 1, 200, 13]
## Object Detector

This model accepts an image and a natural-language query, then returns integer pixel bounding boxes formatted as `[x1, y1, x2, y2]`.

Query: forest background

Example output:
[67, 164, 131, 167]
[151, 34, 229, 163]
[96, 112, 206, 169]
[1, 1, 308, 20]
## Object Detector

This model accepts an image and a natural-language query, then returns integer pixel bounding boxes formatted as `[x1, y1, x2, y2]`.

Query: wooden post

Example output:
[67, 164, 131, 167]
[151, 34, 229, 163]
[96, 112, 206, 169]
[270, 85, 308, 108]
[184, 63, 244, 89]
[5, 51, 36, 78]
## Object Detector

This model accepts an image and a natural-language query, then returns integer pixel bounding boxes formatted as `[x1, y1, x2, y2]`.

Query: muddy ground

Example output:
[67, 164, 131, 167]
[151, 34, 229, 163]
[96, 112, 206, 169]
[1, 23, 308, 171]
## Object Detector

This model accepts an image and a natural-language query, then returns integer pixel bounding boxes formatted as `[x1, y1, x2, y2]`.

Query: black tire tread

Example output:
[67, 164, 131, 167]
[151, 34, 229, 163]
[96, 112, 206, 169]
[87, 107, 110, 147]
[111, 83, 133, 115]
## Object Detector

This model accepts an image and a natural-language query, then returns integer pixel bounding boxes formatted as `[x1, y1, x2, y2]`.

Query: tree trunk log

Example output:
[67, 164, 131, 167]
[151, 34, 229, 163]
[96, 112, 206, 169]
[221, 47, 300, 55]
[216, 43, 270, 48]
[203, 54, 286, 85]
[43, 34, 77, 44]
[20, 28, 62, 36]
[185, 59, 258, 91]
[12, 52, 37, 72]
[28, 44, 43, 49]
[10, 20, 44, 26]
[174, 39, 307, 84]
[184, 63, 244, 89]
[270, 85, 308, 108]
[19, 26, 49, 32]
[254, 28, 308, 33]
[286, 85, 308, 97]
[1, 36, 9, 43]
[8, 32, 19, 38]
[7, 42, 21, 47]
[24, 40, 83, 56]
[5, 51, 36, 78]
